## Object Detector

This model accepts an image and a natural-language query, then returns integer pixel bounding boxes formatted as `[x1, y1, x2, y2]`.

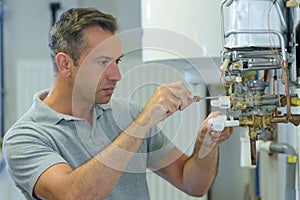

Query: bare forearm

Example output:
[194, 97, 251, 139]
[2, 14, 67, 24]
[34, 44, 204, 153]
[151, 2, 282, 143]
[180, 113, 232, 197]
[67, 156, 121, 200]
[181, 146, 219, 197]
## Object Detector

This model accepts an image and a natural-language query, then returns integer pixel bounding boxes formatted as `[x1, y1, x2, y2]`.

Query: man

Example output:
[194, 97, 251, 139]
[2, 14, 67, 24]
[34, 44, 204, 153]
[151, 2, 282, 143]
[3, 8, 232, 200]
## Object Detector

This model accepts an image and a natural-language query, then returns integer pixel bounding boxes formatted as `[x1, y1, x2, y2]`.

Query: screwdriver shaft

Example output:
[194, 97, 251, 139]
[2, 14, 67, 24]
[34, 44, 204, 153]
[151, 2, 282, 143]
[190, 95, 219, 102]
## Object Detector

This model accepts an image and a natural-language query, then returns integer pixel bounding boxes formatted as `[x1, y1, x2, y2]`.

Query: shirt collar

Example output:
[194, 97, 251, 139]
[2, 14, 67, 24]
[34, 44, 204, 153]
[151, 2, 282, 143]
[31, 90, 112, 124]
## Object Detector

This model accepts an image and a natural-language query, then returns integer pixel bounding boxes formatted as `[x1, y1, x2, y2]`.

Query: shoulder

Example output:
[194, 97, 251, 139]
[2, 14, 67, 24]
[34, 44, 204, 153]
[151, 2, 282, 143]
[3, 104, 56, 149]
[3, 118, 45, 151]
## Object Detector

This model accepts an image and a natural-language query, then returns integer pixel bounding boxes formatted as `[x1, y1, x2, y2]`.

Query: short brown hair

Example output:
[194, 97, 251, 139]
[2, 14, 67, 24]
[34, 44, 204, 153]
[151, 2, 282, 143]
[48, 7, 118, 73]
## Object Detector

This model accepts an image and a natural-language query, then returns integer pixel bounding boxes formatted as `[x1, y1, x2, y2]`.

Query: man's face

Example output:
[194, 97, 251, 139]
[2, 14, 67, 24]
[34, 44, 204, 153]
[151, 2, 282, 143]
[73, 27, 123, 105]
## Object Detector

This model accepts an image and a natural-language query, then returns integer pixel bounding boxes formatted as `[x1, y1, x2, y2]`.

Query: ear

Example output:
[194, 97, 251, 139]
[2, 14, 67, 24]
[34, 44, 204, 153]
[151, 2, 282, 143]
[55, 52, 72, 78]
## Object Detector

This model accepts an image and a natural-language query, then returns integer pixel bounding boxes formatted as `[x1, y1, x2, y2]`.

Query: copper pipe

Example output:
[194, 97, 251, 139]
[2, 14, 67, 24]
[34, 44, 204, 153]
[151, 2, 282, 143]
[250, 139, 257, 165]
[264, 69, 269, 82]
[271, 116, 287, 124]
[273, 75, 279, 116]
[273, 108, 279, 117]
[271, 114, 300, 126]
[282, 60, 291, 121]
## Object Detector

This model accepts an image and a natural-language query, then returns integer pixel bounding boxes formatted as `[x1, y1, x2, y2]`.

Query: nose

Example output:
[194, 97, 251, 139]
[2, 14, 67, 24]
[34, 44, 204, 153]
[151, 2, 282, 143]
[105, 62, 122, 81]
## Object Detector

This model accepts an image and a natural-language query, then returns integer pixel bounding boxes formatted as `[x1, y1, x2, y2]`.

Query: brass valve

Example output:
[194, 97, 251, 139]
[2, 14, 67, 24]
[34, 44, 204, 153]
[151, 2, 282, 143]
[238, 114, 274, 165]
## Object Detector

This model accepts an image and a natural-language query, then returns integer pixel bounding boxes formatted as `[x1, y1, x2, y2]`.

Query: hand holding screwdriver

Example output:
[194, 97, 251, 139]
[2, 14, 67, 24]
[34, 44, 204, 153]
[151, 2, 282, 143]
[136, 81, 193, 127]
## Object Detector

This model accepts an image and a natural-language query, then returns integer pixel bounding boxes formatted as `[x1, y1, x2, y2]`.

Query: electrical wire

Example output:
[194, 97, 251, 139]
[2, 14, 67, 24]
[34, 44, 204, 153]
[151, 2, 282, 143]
[266, 0, 293, 122]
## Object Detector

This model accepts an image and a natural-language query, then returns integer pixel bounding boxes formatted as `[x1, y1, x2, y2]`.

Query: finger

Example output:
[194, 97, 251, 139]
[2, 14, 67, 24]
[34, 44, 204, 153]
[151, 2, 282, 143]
[163, 81, 193, 110]
[157, 84, 186, 112]
[216, 128, 233, 142]
[158, 93, 182, 116]
[162, 80, 188, 90]
[209, 131, 222, 138]
[223, 127, 233, 138]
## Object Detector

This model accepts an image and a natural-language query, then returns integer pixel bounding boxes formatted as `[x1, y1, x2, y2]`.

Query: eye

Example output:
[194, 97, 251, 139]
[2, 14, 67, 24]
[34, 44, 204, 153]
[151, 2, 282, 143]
[116, 58, 122, 64]
[98, 59, 109, 66]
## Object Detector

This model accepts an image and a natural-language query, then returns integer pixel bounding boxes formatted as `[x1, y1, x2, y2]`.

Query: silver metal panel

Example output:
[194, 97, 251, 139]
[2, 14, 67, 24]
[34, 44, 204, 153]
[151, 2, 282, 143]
[225, 0, 286, 48]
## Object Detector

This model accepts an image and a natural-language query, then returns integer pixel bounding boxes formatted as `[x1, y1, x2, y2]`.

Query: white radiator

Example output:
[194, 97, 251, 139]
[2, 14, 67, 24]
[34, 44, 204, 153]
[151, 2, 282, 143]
[16, 60, 53, 117]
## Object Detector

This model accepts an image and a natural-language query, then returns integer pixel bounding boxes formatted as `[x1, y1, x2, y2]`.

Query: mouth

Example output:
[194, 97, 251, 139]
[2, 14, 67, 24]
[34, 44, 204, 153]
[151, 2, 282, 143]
[101, 86, 116, 94]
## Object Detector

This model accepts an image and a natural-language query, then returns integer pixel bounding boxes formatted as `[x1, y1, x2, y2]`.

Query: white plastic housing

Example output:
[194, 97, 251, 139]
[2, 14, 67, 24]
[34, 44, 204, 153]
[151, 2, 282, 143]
[141, 0, 222, 62]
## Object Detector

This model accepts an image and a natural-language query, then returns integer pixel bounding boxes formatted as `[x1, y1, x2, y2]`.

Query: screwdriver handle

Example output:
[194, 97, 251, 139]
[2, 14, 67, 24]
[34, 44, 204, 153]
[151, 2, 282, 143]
[190, 96, 201, 102]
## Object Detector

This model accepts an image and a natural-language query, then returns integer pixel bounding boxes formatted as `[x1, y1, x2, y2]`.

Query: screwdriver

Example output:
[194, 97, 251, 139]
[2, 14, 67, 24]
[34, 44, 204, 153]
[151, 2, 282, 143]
[190, 95, 219, 103]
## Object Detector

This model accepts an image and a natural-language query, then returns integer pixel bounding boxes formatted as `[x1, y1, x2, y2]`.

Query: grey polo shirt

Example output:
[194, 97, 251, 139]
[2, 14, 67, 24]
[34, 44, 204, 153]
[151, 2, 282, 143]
[3, 90, 174, 200]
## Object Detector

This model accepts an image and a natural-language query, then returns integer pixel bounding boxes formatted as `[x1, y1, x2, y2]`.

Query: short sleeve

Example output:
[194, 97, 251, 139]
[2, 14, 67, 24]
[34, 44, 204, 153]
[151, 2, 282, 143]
[3, 128, 67, 200]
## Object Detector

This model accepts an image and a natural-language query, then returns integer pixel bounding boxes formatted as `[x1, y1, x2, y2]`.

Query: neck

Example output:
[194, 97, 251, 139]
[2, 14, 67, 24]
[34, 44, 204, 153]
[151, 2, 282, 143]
[43, 77, 94, 124]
